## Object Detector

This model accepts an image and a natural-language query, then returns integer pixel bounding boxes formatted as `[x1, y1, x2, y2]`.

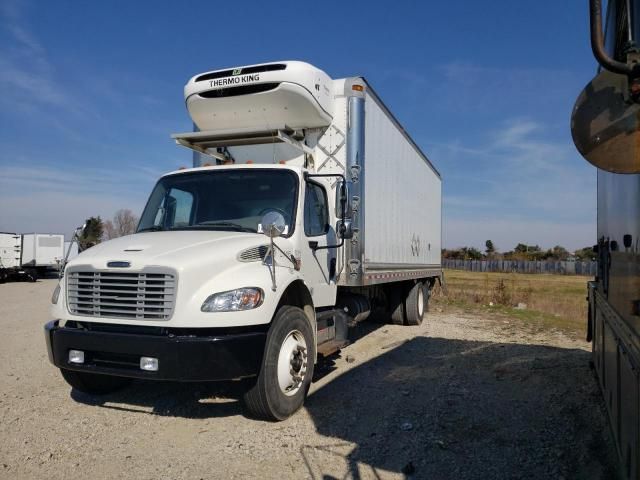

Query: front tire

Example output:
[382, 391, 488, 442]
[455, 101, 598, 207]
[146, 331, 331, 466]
[60, 369, 131, 394]
[243, 306, 315, 421]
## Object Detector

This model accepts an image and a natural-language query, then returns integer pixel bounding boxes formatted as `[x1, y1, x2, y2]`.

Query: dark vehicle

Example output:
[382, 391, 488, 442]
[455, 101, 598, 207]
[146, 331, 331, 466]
[571, 1, 640, 478]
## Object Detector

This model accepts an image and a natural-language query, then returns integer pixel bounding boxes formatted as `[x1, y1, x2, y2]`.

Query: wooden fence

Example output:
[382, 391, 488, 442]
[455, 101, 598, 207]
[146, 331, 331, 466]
[443, 259, 597, 276]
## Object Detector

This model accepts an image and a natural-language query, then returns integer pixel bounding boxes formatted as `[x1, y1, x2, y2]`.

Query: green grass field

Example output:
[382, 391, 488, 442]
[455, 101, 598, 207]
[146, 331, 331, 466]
[431, 269, 592, 339]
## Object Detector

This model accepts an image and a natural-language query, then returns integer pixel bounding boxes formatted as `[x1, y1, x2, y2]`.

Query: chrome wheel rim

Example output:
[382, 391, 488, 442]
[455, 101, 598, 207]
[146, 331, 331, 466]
[277, 330, 308, 396]
[418, 287, 424, 317]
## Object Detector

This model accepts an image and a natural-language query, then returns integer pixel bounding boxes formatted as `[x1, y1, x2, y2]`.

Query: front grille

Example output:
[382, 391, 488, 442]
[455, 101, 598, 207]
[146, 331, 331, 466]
[67, 269, 176, 320]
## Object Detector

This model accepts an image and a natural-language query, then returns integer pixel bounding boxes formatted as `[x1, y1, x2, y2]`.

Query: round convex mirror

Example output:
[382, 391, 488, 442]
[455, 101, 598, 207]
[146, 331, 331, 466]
[261, 211, 286, 238]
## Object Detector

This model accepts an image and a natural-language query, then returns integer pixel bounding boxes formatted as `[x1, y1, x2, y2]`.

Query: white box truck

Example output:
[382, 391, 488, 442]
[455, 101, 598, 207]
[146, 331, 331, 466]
[21, 233, 65, 276]
[45, 61, 442, 420]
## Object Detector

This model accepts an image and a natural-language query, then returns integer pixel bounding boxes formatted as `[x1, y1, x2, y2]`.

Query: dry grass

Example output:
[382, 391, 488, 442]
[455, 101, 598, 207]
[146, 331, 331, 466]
[431, 269, 592, 339]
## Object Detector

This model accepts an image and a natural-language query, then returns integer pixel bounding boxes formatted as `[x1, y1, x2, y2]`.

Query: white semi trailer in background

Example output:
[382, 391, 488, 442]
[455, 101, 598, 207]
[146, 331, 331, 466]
[45, 61, 442, 420]
[21, 233, 65, 275]
[0, 232, 64, 282]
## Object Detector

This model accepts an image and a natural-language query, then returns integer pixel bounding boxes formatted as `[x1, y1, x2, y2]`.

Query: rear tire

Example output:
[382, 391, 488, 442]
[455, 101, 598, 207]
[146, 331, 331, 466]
[406, 282, 427, 326]
[25, 268, 37, 282]
[243, 305, 315, 421]
[389, 285, 407, 325]
[60, 369, 131, 394]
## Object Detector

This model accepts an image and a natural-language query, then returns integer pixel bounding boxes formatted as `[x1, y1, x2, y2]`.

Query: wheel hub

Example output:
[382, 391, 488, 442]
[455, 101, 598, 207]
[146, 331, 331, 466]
[277, 330, 308, 396]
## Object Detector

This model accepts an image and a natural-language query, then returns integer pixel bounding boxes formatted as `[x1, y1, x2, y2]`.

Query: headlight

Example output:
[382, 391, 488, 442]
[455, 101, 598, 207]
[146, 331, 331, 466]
[51, 284, 61, 304]
[201, 287, 264, 312]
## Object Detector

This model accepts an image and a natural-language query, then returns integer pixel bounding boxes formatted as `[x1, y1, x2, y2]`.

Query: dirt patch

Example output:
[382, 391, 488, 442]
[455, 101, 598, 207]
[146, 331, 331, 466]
[0, 279, 618, 479]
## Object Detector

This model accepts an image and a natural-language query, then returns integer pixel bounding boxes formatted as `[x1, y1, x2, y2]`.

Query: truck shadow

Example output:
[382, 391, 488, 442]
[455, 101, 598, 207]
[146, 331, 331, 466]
[301, 337, 618, 479]
[69, 332, 618, 478]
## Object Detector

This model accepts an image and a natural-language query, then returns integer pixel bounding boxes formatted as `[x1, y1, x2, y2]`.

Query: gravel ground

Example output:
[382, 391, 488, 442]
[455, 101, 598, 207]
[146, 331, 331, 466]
[0, 279, 618, 479]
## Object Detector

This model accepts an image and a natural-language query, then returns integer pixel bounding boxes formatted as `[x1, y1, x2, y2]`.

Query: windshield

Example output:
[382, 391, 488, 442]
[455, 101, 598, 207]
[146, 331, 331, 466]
[137, 169, 298, 234]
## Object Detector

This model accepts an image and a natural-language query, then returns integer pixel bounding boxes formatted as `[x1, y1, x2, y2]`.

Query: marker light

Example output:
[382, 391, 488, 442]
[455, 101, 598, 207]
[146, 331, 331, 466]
[352, 84, 364, 91]
[201, 288, 264, 312]
[68, 350, 85, 364]
[140, 357, 159, 371]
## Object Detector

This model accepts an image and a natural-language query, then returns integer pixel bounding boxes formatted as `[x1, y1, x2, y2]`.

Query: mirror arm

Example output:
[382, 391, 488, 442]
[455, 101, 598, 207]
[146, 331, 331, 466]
[59, 225, 84, 279]
[590, 0, 640, 76]
[311, 237, 344, 251]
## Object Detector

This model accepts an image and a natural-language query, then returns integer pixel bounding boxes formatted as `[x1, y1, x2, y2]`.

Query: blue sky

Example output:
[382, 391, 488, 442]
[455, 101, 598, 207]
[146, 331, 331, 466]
[0, 0, 597, 251]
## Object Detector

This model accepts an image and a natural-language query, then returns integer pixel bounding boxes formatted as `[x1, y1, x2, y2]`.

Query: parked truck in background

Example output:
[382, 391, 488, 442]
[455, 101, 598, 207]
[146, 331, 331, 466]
[0, 232, 64, 282]
[44, 61, 442, 420]
[571, 0, 640, 476]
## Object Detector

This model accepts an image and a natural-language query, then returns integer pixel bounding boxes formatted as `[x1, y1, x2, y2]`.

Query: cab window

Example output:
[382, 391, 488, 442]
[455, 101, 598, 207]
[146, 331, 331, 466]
[304, 182, 328, 237]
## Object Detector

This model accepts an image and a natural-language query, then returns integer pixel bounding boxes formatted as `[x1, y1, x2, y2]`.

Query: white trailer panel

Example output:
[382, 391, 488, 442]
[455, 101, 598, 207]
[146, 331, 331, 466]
[0, 233, 21, 269]
[21, 234, 64, 267]
[363, 90, 441, 272]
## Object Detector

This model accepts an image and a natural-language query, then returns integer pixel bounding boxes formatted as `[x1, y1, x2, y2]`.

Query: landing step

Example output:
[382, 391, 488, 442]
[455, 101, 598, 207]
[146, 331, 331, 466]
[317, 339, 349, 357]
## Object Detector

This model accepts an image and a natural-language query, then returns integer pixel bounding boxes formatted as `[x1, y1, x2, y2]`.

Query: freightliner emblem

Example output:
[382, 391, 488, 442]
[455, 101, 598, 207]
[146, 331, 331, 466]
[107, 261, 131, 268]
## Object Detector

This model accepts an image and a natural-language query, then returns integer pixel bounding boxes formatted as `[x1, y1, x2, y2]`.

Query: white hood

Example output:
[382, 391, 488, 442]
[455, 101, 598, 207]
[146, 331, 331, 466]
[68, 230, 267, 272]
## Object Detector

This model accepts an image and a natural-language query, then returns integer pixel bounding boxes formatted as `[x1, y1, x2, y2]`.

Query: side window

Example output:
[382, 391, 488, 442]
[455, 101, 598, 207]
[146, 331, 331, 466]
[304, 183, 328, 237]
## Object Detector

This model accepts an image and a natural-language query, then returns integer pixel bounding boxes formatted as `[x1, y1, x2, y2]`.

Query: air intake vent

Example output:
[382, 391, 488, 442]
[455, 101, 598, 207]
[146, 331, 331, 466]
[238, 245, 269, 262]
[198, 83, 279, 99]
[195, 64, 286, 82]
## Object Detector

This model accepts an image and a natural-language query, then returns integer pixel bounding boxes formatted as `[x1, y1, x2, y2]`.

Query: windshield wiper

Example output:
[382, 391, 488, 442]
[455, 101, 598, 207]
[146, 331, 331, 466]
[193, 221, 256, 233]
[137, 226, 165, 233]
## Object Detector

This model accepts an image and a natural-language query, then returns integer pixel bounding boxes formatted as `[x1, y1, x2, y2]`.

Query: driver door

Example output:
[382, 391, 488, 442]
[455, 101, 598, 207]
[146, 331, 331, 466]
[301, 181, 336, 307]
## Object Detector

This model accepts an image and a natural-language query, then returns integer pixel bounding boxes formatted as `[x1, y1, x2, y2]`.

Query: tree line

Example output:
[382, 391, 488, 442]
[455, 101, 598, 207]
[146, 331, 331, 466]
[77, 209, 139, 250]
[443, 240, 595, 262]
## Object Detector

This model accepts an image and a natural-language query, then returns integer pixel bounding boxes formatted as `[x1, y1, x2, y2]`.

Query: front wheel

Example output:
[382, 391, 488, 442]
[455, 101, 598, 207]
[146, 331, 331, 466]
[243, 306, 315, 421]
[60, 369, 131, 394]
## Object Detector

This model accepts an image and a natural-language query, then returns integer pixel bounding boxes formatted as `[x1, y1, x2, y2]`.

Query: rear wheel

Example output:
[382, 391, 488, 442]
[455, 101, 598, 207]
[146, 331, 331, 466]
[243, 306, 315, 421]
[389, 285, 407, 325]
[60, 369, 131, 394]
[406, 282, 428, 326]
[25, 268, 38, 282]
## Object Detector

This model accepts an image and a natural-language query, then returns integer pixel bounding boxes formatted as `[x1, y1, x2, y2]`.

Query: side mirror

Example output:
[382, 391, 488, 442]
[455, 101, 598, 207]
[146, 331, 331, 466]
[571, 69, 640, 173]
[334, 179, 352, 219]
[260, 211, 286, 238]
[336, 219, 354, 240]
[76, 223, 87, 238]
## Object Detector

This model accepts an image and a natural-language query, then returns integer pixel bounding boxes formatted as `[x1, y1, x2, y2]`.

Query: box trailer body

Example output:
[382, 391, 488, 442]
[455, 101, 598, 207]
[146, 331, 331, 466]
[0, 233, 21, 269]
[21, 233, 64, 269]
[45, 61, 442, 420]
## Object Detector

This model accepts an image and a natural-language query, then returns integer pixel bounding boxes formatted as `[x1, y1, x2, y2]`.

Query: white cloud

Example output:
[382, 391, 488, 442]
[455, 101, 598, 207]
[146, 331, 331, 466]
[432, 118, 597, 251]
[0, 0, 82, 115]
